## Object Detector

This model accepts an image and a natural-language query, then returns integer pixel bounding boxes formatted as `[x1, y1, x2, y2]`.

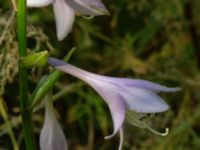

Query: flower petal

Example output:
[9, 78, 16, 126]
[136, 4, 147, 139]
[121, 87, 169, 113]
[107, 78, 181, 93]
[65, 0, 110, 15]
[48, 58, 126, 139]
[40, 98, 67, 150]
[48, 57, 92, 80]
[92, 85, 126, 140]
[53, 0, 75, 41]
[27, 0, 54, 7]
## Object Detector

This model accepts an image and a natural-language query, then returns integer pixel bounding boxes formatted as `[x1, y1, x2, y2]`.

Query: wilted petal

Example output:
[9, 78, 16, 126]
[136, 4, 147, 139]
[53, 0, 75, 40]
[121, 87, 169, 113]
[27, 0, 54, 7]
[65, 0, 110, 15]
[40, 98, 67, 150]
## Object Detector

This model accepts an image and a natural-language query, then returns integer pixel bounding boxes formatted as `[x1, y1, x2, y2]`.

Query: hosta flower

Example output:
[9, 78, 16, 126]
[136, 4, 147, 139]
[40, 96, 68, 150]
[27, 0, 109, 40]
[48, 57, 180, 149]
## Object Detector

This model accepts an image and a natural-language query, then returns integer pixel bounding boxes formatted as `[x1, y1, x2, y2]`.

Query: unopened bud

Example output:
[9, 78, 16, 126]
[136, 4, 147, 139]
[21, 51, 49, 68]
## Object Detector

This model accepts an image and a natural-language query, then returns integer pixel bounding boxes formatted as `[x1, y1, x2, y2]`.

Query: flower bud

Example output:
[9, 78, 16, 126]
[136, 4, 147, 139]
[20, 51, 49, 68]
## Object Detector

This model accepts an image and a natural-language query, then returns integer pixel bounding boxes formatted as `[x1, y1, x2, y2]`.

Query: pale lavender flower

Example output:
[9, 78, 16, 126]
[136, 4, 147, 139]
[27, 0, 109, 40]
[48, 57, 180, 149]
[40, 96, 68, 150]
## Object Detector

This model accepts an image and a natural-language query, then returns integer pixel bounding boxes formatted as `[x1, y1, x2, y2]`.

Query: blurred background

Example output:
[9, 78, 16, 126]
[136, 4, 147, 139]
[0, 0, 200, 149]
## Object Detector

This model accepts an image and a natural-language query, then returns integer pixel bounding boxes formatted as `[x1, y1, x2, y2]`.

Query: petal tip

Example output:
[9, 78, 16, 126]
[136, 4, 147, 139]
[160, 103, 169, 112]
[94, 7, 110, 16]
[152, 101, 169, 113]
[53, 0, 75, 41]
[57, 32, 68, 41]
[172, 87, 181, 91]
[27, 0, 53, 7]
[160, 86, 181, 92]
[104, 133, 115, 140]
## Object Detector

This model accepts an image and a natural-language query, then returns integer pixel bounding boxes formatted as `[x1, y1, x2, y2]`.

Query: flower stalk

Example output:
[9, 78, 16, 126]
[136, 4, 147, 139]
[17, 0, 36, 149]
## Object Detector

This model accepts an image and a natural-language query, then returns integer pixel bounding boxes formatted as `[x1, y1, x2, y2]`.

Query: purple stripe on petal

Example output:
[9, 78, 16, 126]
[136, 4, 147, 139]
[106, 78, 181, 93]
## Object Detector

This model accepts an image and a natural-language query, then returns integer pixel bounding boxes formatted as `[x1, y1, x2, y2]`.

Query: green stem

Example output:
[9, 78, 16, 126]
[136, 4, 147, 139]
[17, 0, 36, 149]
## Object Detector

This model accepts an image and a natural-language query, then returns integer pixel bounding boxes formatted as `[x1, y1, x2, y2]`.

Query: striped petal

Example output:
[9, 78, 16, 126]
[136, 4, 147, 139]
[106, 78, 181, 93]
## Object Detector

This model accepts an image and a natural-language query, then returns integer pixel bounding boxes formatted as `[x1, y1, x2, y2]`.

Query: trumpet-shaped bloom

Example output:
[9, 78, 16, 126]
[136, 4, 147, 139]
[40, 97, 68, 150]
[48, 57, 180, 149]
[27, 0, 109, 40]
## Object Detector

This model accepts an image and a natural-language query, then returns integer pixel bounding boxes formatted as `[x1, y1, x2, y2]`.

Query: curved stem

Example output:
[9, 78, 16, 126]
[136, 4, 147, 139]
[17, 0, 36, 149]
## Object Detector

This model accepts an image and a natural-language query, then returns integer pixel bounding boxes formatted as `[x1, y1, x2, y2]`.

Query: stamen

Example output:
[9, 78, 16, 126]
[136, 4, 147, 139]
[147, 127, 169, 136]
[147, 113, 156, 118]
[139, 116, 147, 121]
[81, 15, 94, 19]
[104, 133, 115, 140]
[118, 128, 124, 150]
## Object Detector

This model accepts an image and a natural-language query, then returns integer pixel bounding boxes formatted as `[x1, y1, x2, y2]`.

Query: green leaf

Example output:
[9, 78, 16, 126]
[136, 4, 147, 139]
[30, 48, 75, 110]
